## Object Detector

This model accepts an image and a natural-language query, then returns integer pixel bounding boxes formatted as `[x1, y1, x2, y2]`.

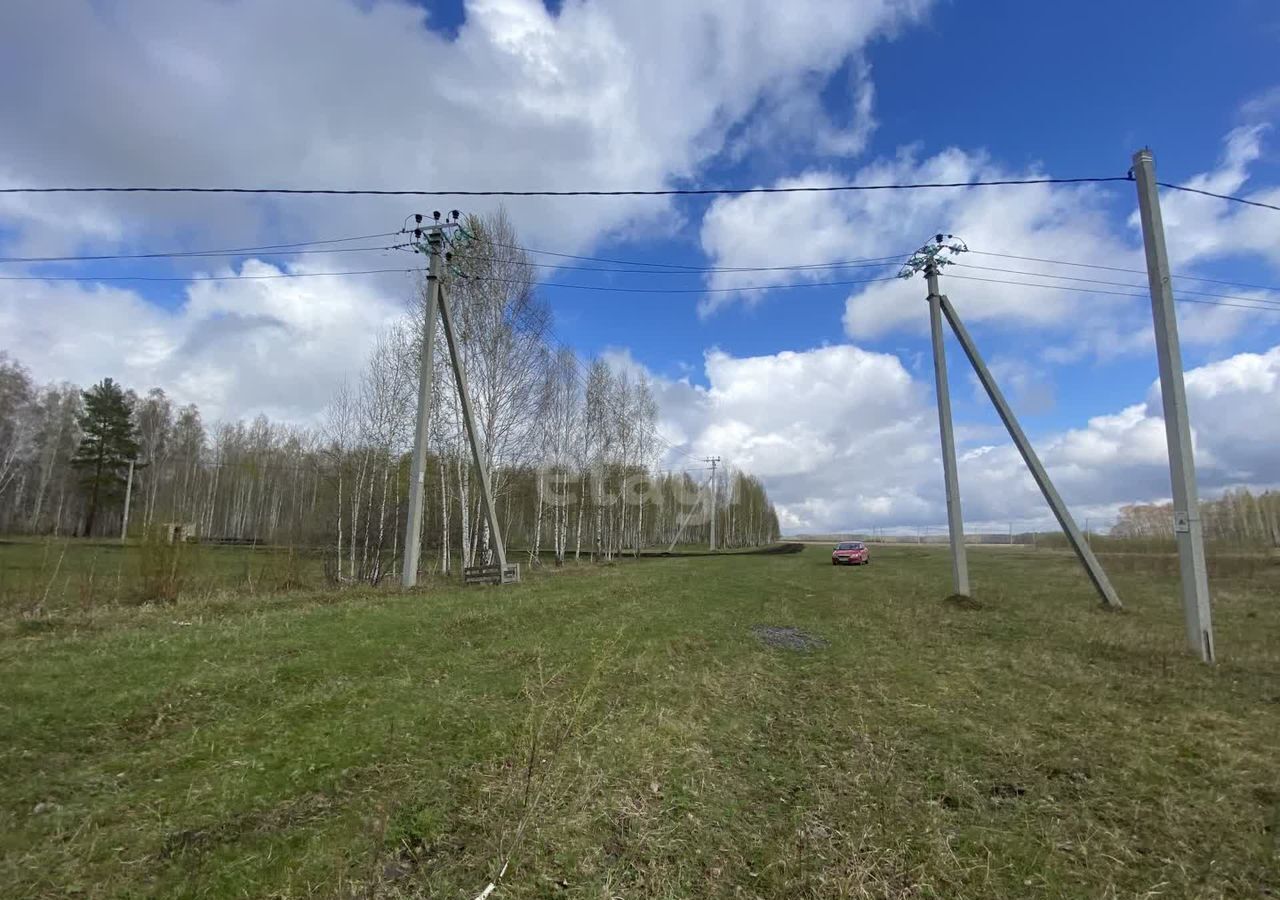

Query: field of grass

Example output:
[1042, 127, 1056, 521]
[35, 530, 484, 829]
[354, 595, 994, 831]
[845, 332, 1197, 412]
[0, 537, 326, 613]
[1, 541, 1278, 898]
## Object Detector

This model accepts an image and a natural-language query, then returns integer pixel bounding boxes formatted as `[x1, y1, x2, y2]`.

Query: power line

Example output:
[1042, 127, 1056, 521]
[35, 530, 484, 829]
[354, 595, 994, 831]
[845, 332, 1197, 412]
[10, 176, 1274, 208]
[967, 249, 1146, 275]
[943, 272, 1280, 314]
[493, 240, 911, 272]
[0, 231, 405, 264]
[0, 176, 1134, 197]
[465, 247, 907, 276]
[951, 262, 1280, 306]
[967, 249, 1280, 294]
[476, 272, 704, 464]
[475, 273, 902, 295]
[3, 267, 901, 293]
[11, 235, 1274, 312]
[527, 317, 705, 464]
[0, 241, 409, 265]
[1156, 181, 1280, 212]
[0, 266, 426, 283]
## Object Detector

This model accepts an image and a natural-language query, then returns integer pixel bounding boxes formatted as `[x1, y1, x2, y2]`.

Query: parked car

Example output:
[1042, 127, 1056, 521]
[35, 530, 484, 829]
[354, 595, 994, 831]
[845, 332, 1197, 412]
[831, 541, 870, 566]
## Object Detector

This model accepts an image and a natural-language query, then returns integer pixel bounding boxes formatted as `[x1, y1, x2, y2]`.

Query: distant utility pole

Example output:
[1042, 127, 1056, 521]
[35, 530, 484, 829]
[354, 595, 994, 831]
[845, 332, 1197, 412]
[704, 456, 721, 551]
[120, 458, 136, 543]
[667, 469, 713, 554]
[1133, 148, 1215, 663]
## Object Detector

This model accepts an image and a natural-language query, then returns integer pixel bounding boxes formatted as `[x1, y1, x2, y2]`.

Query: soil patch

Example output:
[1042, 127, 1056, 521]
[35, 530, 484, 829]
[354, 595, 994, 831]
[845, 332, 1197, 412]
[752, 625, 828, 651]
[943, 593, 984, 610]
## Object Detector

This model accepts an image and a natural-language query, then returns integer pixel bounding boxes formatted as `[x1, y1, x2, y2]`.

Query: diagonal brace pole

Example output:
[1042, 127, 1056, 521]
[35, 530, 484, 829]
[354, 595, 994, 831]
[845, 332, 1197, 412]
[437, 281, 508, 572]
[939, 294, 1122, 609]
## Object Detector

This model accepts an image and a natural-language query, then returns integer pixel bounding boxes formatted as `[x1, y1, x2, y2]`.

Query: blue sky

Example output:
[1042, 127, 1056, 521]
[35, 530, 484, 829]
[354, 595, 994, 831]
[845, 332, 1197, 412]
[2, 0, 1279, 532]
[481, 0, 1280, 459]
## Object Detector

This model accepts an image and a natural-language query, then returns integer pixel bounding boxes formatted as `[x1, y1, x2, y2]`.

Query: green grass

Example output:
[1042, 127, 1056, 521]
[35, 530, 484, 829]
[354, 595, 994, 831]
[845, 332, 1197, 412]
[1, 544, 1278, 898]
[0, 537, 325, 613]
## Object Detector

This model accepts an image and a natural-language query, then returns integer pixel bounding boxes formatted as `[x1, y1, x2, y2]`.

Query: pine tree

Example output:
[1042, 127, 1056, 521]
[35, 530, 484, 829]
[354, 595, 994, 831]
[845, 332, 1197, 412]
[71, 378, 140, 536]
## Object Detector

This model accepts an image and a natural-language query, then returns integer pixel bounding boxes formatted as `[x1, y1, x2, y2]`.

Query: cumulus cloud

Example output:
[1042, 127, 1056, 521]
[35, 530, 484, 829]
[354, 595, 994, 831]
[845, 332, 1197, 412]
[641, 342, 1280, 533]
[0, 260, 405, 421]
[1155, 125, 1280, 269]
[698, 121, 1280, 353]
[0, 0, 928, 258]
[0, 0, 935, 422]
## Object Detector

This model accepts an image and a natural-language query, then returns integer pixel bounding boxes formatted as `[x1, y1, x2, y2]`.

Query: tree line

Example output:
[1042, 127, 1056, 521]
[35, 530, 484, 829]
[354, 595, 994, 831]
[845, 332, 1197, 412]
[0, 210, 780, 579]
[1113, 488, 1280, 548]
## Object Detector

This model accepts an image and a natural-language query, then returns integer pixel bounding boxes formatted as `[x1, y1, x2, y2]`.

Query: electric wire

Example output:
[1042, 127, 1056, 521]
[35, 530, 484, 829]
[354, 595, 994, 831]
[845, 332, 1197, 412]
[4, 177, 1274, 210]
[966, 249, 1280, 294]
[7, 232, 1278, 316]
[491, 240, 912, 273]
[942, 272, 1280, 314]
[0, 231, 405, 263]
[950, 262, 1280, 306]
[0, 266, 427, 282]
[0, 176, 1134, 197]
[455, 249, 906, 276]
[2, 267, 901, 291]
[521, 312, 705, 465]
[0, 243, 408, 264]
[463, 273, 903, 295]
[9, 261, 1279, 316]
[445, 268, 704, 464]
[1156, 181, 1280, 212]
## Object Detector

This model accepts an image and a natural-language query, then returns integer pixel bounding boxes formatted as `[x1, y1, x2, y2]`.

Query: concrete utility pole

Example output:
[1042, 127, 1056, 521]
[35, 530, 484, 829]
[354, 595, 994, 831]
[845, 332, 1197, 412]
[120, 458, 136, 543]
[1132, 148, 1215, 662]
[438, 279, 508, 573]
[401, 228, 443, 588]
[704, 456, 720, 550]
[925, 259, 970, 596]
[939, 294, 1122, 609]
[401, 212, 515, 586]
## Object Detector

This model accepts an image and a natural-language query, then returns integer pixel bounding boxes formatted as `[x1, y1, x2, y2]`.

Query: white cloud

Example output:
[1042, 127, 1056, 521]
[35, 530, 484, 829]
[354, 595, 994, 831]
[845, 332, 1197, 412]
[0, 261, 404, 421]
[972, 356, 1055, 415]
[1154, 125, 1280, 269]
[698, 144, 1147, 335]
[0, 0, 936, 422]
[640, 341, 1280, 533]
[0, 0, 929, 258]
[698, 122, 1280, 352]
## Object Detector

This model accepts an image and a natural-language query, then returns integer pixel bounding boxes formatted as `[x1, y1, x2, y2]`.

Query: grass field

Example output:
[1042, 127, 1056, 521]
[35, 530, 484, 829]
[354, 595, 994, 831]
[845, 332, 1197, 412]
[1, 541, 1278, 898]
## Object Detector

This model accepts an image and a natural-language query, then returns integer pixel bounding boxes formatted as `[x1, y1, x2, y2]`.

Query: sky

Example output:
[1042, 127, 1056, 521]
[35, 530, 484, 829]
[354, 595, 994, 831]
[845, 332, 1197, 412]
[2, 0, 1280, 535]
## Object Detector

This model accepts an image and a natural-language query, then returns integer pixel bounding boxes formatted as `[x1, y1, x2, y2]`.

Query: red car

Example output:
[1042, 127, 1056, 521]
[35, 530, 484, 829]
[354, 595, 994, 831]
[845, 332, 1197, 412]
[832, 541, 870, 566]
